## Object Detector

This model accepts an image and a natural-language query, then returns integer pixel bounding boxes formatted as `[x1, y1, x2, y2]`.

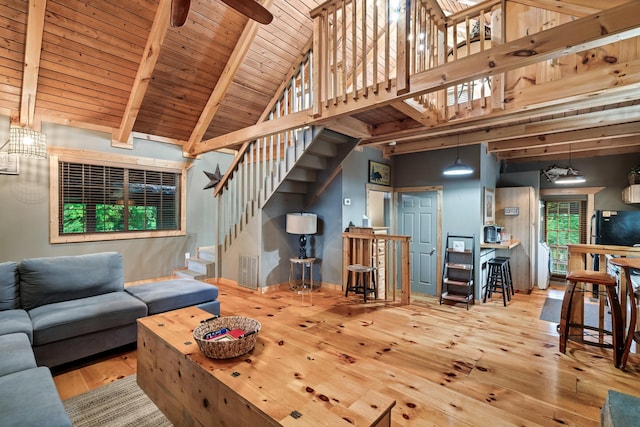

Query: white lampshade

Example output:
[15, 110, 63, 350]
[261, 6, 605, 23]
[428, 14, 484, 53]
[286, 213, 317, 235]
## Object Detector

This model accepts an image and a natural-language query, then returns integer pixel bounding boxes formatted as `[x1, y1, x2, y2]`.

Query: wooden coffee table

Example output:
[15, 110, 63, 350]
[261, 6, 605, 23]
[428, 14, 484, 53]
[137, 306, 395, 426]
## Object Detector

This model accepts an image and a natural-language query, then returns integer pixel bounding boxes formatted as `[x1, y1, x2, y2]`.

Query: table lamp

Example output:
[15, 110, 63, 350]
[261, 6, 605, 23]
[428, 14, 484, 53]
[286, 213, 317, 258]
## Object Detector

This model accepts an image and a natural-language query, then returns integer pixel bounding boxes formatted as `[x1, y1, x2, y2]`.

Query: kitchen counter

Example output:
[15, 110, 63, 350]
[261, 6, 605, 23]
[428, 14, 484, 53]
[480, 239, 521, 250]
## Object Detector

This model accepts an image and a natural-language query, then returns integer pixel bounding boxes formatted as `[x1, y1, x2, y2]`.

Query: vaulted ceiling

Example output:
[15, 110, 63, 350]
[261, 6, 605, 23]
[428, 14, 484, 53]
[1, 0, 639, 164]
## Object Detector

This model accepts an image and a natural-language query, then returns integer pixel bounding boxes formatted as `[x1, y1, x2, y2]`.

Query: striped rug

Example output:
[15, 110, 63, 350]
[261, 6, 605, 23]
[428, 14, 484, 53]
[63, 375, 172, 427]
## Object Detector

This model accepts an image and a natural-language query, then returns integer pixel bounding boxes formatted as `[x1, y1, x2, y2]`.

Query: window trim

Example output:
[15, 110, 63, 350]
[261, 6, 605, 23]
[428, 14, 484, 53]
[49, 146, 188, 244]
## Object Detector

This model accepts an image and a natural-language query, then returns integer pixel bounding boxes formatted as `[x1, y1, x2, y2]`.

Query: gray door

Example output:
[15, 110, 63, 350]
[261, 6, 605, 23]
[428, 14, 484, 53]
[398, 192, 438, 295]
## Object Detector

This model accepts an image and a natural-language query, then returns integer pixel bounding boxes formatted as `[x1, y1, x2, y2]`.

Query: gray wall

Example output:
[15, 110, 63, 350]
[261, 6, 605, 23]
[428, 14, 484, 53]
[505, 153, 640, 211]
[0, 118, 232, 282]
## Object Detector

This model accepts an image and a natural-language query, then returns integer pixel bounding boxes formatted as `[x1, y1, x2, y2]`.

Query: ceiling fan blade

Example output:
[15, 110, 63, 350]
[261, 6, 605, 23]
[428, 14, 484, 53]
[171, 0, 191, 27]
[219, 0, 273, 25]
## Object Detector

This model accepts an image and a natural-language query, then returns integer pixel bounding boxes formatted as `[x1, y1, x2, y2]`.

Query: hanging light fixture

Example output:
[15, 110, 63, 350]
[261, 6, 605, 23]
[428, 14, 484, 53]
[443, 135, 473, 176]
[555, 144, 585, 185]
[8, 95, 47, 159]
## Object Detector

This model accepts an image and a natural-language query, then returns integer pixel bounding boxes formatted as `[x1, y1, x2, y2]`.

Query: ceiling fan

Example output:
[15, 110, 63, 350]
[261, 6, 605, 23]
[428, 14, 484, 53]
[171, 0, 273, 27]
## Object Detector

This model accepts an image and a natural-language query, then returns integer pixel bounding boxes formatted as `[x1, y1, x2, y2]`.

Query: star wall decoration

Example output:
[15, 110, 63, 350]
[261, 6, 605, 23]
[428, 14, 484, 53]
[203, 164, 222, 190]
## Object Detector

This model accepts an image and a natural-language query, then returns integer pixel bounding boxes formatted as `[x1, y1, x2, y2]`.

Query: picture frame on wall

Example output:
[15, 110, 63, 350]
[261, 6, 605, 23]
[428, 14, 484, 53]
[483, 187, 495, 225]
[0, 152, 19, 175]
[368, 160, 390, 186]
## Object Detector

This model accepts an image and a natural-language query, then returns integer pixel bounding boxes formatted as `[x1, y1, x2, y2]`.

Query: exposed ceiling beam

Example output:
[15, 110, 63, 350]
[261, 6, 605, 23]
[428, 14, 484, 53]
[391, 99, 440, 127]
[184, 0, 274, 156]
[384, 104, 640, 156]
[321, 116, 372, 138]
[509, 144, 640, 163]
[488, 122, 640, 152]
[496, 136, 640, 160]
[507, 0, 628, 18]
[363, 61, 640, 145]
[21, 0, 46, 128]
[112, 0, 171, 146]
[193, 2, 640, 154]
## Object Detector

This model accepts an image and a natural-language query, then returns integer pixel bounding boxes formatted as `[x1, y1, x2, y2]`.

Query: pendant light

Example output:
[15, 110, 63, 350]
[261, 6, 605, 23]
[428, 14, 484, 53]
[8, 95, 47, 159]
[443, 135, 473, 176]
[555, 144, 585, 184]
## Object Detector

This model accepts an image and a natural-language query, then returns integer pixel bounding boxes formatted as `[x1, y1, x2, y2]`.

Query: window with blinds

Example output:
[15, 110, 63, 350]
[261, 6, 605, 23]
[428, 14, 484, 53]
[544, 200, 587, 275]
[57, 161, 181, 237]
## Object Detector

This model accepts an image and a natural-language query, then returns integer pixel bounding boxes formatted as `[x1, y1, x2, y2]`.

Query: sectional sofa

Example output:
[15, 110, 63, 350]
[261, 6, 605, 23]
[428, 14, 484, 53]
[0, 251, 221, 426]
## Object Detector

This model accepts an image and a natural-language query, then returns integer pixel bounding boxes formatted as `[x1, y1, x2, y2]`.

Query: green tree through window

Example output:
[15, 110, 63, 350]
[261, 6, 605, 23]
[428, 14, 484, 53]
[59, 162, 179, 236]
[545, 201, 583, 275]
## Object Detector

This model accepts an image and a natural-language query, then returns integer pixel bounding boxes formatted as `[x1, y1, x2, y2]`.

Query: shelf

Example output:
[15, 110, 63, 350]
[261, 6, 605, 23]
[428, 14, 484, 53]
[446, 248, 472, 254]
[446, 262, 472, 270]
[443, 278, 472, 286]
[440, 234, 475, 310]
[441, 292, 472, 303]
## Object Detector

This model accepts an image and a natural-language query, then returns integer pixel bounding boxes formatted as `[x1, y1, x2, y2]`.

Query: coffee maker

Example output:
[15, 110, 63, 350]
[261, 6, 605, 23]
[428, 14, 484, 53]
[483, 225, 504, 243]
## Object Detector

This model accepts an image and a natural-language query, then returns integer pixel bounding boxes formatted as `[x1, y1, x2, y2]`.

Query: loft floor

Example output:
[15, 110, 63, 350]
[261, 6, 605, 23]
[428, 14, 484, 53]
[53, 281, 640, 426]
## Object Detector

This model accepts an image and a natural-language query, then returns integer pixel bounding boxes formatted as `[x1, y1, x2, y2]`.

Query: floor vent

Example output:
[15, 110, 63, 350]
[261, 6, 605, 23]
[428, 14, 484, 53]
[239, 255, 258, 290]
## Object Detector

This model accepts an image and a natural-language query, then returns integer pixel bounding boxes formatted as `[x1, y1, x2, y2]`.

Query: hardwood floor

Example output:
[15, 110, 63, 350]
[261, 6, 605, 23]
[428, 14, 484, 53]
[53, 281, 640, 426]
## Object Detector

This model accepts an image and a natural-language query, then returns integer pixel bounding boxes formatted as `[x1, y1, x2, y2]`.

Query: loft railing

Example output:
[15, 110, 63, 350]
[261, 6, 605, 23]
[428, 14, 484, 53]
[214, 0, 503, 247]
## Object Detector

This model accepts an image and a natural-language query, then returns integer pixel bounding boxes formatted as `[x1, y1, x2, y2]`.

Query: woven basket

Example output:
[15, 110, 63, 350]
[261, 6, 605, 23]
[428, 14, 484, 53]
[193, 316, 261, 359]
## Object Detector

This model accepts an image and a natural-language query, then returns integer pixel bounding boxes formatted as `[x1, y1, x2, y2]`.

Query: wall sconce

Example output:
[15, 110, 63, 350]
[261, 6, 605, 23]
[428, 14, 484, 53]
[286, 213, 317, 259]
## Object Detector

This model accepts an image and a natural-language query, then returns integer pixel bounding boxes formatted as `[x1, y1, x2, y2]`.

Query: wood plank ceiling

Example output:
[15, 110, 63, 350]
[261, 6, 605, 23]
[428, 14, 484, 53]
[1, 0, 639, 164]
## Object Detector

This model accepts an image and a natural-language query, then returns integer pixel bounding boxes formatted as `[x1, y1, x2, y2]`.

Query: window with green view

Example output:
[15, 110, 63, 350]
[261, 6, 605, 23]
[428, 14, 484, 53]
[545, 200, 585, 275]
[59, 162, 180, 236]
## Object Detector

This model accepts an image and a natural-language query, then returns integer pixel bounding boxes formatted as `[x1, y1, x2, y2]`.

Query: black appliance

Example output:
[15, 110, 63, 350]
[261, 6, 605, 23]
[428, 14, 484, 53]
[591, 210, 640, 247]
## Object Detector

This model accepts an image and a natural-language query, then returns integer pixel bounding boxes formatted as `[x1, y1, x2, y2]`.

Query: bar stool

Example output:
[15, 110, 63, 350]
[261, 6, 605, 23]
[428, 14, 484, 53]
[558, 270, 624, 367]
[492, 256, 514, 296]
[483, 258, 511, 306]
[608, 258, 640, 370]
[345, 264, 377, 302]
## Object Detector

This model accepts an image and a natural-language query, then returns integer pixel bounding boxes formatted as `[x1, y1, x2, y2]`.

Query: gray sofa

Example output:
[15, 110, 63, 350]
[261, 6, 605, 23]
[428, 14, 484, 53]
[0, 251, 221, 426]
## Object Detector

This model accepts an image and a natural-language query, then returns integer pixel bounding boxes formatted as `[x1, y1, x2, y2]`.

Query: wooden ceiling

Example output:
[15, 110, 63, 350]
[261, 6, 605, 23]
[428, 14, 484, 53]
[1, 0, 639, 164]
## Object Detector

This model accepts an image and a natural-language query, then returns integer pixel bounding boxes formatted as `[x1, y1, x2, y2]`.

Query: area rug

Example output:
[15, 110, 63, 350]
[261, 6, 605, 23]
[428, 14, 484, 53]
[63, 375, 172, 427]
[540, 297, 612, 330]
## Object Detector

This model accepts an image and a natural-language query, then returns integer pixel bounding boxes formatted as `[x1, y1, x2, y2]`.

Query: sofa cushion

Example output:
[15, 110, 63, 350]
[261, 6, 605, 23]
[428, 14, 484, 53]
[0, 261, 19, 310]
[0, 367, 72, 427]
[19, 252, 125, 310]
[29, 292, 148, 346]
[0, 309, 33, 342]
[125, 279, 219, 314]
[0, 333, 37, 376]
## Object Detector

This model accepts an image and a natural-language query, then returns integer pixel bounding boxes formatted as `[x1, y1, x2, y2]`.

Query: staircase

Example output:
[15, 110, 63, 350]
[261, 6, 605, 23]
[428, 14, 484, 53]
[217, 126, 360, 249]
[274, 127, 360, 204]
[175, 246, 217, 280]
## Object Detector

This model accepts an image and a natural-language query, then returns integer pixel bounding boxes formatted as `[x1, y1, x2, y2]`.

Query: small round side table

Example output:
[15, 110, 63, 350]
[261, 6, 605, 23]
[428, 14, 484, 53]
[289, 257, 316, 305]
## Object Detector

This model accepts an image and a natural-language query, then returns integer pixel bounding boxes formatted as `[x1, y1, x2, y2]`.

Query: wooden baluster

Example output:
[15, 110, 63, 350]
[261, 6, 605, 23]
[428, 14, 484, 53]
[361, 0, 368, 97]
[372, 0, 378, 94]
[332, 5, 338, 104]
[351, 0, 358, 100]
[341, 0, 347, 102]
[384, 0, 391, 90]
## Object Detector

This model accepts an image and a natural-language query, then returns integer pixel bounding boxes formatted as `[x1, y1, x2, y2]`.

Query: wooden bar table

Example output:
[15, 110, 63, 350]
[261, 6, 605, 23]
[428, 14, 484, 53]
[137, 306, 395, 426]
